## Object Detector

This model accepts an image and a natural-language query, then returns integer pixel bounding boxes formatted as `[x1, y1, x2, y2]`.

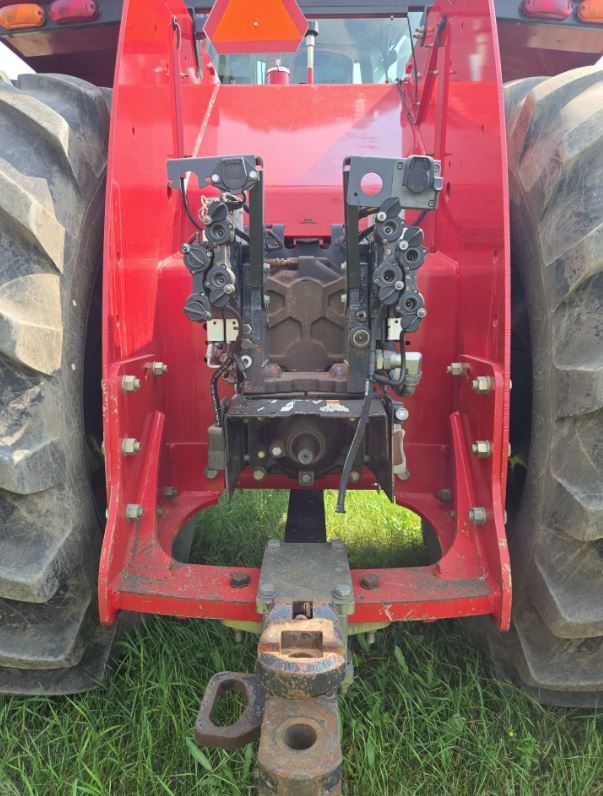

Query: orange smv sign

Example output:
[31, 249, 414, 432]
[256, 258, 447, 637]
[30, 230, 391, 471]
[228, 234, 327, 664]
[204, 0, 308, 54]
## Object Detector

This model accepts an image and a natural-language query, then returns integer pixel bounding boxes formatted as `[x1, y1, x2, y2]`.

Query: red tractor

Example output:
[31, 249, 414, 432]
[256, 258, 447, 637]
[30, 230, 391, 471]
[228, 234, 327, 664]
[0, 0, 601, 791]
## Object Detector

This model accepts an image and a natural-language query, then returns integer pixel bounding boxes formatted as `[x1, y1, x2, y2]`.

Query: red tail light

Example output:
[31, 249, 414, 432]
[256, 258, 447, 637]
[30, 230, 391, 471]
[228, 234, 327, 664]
[49, 0, 98, 24]
[521, 0, 573, 18]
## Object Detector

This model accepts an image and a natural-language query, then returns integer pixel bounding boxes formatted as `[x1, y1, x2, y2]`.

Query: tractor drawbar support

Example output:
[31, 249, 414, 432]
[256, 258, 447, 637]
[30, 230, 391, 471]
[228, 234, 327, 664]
[195, 532, 352, 794]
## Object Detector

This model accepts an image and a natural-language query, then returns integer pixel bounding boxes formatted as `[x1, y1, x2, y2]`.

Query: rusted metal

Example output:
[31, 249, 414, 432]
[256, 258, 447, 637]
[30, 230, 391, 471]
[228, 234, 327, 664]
[258, 695, 342, 796]
[195, 672, 266, 750]
[257, 602, 347, 699]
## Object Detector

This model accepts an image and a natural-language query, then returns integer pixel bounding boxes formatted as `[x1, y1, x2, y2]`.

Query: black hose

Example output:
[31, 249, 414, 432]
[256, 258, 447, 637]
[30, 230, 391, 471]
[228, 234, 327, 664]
[180, 177, 205, 232]
[336, 305, 386, 513]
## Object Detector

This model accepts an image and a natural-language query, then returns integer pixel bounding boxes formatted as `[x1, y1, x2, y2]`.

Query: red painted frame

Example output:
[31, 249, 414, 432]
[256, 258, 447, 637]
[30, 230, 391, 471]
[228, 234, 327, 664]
[99, 0, 511, 632]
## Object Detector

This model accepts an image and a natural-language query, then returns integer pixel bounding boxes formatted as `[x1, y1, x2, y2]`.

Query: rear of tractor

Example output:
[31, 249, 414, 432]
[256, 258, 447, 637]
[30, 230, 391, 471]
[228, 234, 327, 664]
[0, 0, 601, 791]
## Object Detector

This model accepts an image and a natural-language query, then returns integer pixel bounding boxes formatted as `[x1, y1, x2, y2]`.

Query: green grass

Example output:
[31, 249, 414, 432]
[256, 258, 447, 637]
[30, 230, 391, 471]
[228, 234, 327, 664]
[1, 491, 601, 795]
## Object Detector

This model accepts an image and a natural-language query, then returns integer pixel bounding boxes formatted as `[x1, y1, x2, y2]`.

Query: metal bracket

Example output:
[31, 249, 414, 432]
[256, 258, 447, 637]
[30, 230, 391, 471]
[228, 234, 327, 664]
[195, 671, 266, 750]
[166, 154, 259, 194]
[345, 155, 443, 210]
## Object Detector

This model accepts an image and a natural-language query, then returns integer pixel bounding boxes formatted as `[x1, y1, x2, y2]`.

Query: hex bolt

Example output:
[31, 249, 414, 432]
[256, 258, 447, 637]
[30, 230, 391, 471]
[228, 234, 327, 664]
[299, 472, 314, 485]
[202, 214, 212, 225]
[360, 574, 380, 591]
[472, 440, 492, 458]
[249, 169, 259, 181]
[259, 581, 277, 599]
[333, 584, 353, 600]
[147, 361, 168, 376]
[181, 243, 191, 253]
[446, 362, 464, 377]
[230, 572, 251, 589]
[472, 375, 494, 394]
[267, 538, 280, 550]
[398, 239, 409, 251]
[376, 211, 387, 222]
[252, 467, 267, 482]
[395, 406, 409, 422]
[350, 470, 361, 482]
[122, 437, 141, 456]
[126, 503, 144, 521]
[211, 173, 221, 184]
[121, 375, 141, 393]
[468, 507, 487, 525]
[257, 450, 267, 460]
[163, 486, 178, 500]
[270, 444, 284, 458]
[223, 284, 235, 295]
[331, 539, 345, 550]
[394, 280, 404, 291]
[417, 308, 427, 318]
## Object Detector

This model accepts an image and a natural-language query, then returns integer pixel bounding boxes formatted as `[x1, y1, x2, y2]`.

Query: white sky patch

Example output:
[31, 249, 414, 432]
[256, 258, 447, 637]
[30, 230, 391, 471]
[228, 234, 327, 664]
[0, 43, 34, 78]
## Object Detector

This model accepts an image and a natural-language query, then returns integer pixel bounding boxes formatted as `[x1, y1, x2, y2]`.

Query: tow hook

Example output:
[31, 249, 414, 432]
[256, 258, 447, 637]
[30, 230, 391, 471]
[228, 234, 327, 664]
[195, 539, 353, 794]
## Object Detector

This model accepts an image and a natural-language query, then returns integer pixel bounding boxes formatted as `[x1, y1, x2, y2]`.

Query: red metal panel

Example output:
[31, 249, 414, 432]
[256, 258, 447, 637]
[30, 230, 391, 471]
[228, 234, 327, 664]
[100, 0, 511, 630]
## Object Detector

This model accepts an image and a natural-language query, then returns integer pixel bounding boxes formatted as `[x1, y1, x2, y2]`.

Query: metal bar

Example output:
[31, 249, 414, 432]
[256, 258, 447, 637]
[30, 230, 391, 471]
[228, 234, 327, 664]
[284, 490, 327, 543]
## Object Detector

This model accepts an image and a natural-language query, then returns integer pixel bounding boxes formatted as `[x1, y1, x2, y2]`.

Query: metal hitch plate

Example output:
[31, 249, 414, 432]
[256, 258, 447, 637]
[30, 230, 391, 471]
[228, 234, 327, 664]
[195, 671, 266, 750]
[258, 695, 342, 795]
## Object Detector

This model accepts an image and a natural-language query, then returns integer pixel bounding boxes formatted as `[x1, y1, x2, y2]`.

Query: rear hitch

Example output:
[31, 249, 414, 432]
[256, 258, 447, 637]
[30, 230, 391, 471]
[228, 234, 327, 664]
[195, 538, 353, 794]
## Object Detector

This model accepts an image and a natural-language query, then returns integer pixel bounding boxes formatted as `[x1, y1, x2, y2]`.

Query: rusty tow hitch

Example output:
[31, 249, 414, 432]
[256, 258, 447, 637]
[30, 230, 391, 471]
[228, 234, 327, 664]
[195, 539, 354, 794]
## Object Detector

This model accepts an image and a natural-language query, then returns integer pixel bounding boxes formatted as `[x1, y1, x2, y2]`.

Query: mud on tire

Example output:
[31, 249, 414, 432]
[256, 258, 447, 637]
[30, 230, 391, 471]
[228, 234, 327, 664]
[0, 73, 117, 694]
[482, 67, 603, 707]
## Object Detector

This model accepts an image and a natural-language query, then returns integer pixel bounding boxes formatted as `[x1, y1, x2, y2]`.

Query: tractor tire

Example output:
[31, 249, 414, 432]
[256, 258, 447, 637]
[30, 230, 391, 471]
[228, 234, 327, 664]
[0, 73, 118, 694]
[483, 66, 603, 707]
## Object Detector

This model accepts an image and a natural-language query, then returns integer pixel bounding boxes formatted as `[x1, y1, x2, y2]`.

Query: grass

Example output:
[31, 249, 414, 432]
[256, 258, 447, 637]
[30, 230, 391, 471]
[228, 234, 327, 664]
[1, 490, 601, 795]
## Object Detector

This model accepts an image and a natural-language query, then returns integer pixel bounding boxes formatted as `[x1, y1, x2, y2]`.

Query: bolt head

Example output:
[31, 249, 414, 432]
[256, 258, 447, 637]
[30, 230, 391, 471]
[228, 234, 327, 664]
[394, 280, 404, 291]
[148, 361, 168, 376]
[230, 572, 251, 588]
[360, 574, 380, 591]
[211, 173, 221, 184]
[376, 211, 387, 222]
[395, 406, 409, 422]
[181, 243, 191, 253]
[249, 169, 259, 181]
[259, 581, 277, 598]
[299, 472, 314, 485]
[472, 375, 493, 394]
[270, 445, 283, 458]
[417, 308, 427, 318]
[163, 486, 178, 500]
[223, 284, 235, 294]
[252, 467, 267, 482]
[122, 437, 141, 456]
[350, 470, 361, 482]
[333, 583, 353, 600]
[437, 488, 452, 502]
[446, 362, 464, 377]
[126, 504, 143, 520]
[398, 239, 409, 251]
[121, 375, 141, 393]
[202, 214, 212, 225]
[471, 440, 492, 458]
[468, 507, 487, 525]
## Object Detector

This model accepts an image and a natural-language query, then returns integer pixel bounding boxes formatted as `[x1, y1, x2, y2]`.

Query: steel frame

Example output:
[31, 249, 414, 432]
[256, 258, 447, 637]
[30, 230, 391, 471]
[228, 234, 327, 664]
[99, 0, 511, 632]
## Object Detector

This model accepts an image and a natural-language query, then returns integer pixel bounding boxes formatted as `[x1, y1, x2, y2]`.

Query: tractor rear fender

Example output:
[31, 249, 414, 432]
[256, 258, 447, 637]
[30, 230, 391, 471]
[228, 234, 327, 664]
[99, 0, 511, 629]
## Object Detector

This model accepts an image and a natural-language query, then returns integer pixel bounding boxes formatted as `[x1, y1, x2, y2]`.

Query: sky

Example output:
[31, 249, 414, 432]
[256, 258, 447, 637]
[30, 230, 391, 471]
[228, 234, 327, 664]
[0, 43, 33, 78]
